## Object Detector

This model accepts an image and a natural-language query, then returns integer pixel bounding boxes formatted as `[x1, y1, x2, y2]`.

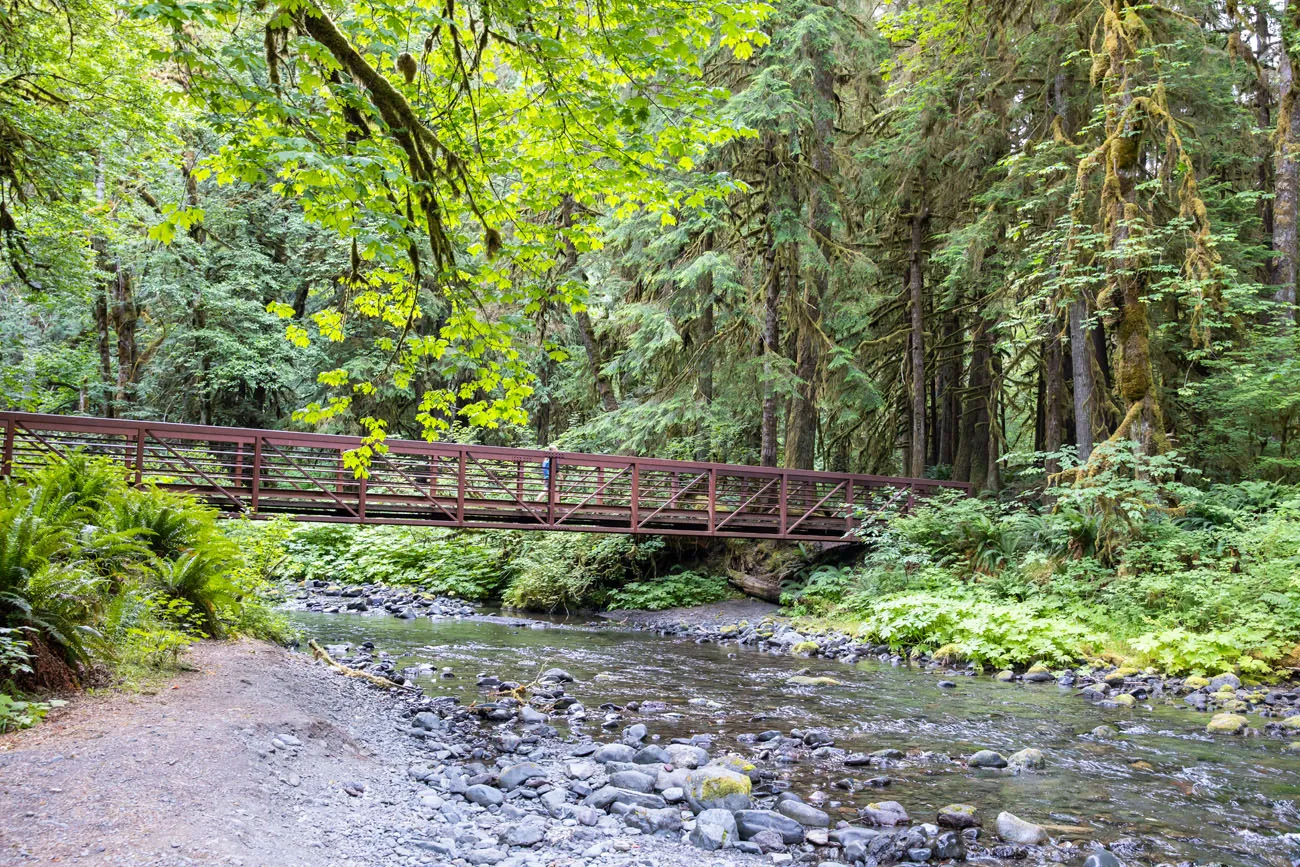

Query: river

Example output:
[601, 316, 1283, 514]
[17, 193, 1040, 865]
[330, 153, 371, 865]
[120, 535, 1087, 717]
[289, 608, 1300, 866]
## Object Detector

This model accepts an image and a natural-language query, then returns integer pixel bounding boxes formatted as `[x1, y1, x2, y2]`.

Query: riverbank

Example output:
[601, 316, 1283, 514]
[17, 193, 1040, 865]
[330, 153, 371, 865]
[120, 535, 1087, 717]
[0, 639, 765, 866]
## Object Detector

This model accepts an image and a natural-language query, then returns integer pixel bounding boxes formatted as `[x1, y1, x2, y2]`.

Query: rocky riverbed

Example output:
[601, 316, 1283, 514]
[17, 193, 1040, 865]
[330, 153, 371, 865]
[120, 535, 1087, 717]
[284, 584, 1300, 867]
[314, 638, 1113, 867]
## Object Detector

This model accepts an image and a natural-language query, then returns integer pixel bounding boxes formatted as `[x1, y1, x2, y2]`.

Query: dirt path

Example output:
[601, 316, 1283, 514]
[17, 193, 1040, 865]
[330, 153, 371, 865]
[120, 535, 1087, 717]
[0, 639, 767, 867]
[0, 640, 413, 866]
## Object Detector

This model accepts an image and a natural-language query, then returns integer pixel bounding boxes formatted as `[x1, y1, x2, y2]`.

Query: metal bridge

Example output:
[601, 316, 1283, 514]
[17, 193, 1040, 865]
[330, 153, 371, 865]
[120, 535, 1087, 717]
[0, 412, 968, 542]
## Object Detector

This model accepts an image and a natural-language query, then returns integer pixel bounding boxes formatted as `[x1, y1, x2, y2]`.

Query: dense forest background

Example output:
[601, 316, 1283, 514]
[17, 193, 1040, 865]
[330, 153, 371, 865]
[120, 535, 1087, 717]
[4, 0, 1300, 491]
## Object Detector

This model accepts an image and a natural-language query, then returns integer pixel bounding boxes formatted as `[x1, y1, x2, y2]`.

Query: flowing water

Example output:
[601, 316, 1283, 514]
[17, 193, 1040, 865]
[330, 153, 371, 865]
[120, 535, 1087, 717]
[289, 609, 1300, 866]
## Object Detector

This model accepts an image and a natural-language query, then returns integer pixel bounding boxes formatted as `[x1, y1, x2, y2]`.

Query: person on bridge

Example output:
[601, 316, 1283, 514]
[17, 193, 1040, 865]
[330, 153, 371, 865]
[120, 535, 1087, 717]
[539, 444, 559, 501]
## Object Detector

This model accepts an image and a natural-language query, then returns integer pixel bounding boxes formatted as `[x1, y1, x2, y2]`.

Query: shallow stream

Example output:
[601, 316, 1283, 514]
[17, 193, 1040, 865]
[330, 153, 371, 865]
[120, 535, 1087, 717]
[289, 609, 1300, 866]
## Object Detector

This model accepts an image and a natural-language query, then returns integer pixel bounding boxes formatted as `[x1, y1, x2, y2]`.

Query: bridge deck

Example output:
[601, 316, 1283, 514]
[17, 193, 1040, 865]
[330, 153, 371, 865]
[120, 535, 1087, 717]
[0, 413, 968, 542]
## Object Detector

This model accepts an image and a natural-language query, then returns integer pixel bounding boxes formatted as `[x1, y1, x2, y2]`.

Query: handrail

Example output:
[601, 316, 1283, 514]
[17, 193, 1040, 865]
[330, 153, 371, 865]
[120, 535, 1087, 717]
[0, 411, 969, 542]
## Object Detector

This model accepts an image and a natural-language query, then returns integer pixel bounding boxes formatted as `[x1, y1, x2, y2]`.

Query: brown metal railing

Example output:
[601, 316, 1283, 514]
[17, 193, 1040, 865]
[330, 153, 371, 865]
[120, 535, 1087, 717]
[0, 412, 969, 541]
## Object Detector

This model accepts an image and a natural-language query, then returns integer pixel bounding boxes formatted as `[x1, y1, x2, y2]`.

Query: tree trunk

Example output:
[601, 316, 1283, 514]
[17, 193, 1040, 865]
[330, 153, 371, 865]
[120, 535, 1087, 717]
[559, 195, 618, 413]
[1275, 0, 1300, 318]
[955, 318, 991, 487]
[1043, 310, 1065, 474]
[1100, 0, 1160, 455]
[783, 29, 838, 471]
[759, 240, 782, 468]
[697, 235, 715, 406]
[937, 311, 960, 467]
[907, 205, 928, 478]
[92, 290, 114, 418]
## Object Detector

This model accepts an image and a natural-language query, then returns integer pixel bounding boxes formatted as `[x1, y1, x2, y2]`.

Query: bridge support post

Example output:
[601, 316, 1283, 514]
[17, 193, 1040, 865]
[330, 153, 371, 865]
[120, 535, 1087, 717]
[779, 472, 788, 538]
[251, 437, 262, 514]
[707, 468, 716, 532]
[134, 423, 145, 486]
[547, 456, 557, 527]
[457, 449, 466, 525]
[845, 479, 855, 535]
[1, 417, 13, 478]
[630, 462, 639, 533]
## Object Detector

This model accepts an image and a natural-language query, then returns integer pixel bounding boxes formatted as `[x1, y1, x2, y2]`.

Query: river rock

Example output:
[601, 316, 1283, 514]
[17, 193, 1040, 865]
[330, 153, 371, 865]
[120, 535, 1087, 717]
[583, 786, 667, 811]
[499, 762, 547, 789]
[689, 808, 737, 850]
[504, 821, 546, 847]
[710, 753, 759, 779]
[936, 803, 979, 829]
[622, 805, 682, 836]
[787, 675, 840, 687]
[684, 767, 753, 813]
[996, 811, 1047, 845]
[608, 770, 656, 793]
[1007, 748, 1046, 770]
[1023, 664, 1055, 683]
[932, 830, 964, 859]
[623, 723, 647, 744]
[1082, 851, 1124, 867]
[1206, 712, 1250, 734]
[968, 749, 1008, 768]
[465, 784, 504, 807]
[734, 809, 806, 844]
[664, 744, 709, 768]
[540, 668, 574, 682]
[861, 800, 909, 826]
[775, 799, 830, 828]
[749, 829, 786, 852]
[1208, 673, 1242, 692]
[592, 743, 636, 764]
[633, 745, 671, 765]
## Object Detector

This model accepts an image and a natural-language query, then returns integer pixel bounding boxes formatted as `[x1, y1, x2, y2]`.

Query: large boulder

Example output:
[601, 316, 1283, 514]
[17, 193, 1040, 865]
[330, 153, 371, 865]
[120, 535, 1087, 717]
[996, 811, 1047, 845]
[688, 808, 737, 851]
[498, 762, 546, 790]
[1007, 748, 1046, 770]
[936, 803, 979, 829]
[608, 770, 656, 793]
[775, 799, 830, 828]
[583, 786, 668, 811]
[683, 767, 753, 813]
[734, 810, 806, 845]
[967, 749, 1008, 769]
[622, 806, 682, 837]
[592, 743, 637, 763]
[664, 744, 710, 769]
[1206, 713, 1250, 735]
[861, 800, 909, 826]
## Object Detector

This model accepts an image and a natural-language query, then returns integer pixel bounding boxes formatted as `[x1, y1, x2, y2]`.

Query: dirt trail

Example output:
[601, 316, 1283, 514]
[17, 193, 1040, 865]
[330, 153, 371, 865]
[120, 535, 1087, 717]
[0, 641, 406, 866]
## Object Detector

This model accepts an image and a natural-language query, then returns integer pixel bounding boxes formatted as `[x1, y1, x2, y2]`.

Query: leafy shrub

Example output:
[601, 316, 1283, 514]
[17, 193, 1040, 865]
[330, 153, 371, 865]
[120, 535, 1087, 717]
[502, 533, 667, 612]
[605, 569, 734, 611]
[781, 565, 857, 615]
[280, 524, 510, 601]
[855, 592, 1100, 668]
[0, 693, 65, 733]
[0, 454, 290, 697]
[812, 465, 1300, 676]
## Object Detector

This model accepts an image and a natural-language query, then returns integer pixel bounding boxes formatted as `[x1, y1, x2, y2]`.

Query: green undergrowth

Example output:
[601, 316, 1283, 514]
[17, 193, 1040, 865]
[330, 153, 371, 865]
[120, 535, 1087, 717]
[781, 446, 1300, 679]
[278, 524, 738, 613]
[1, 455, 291, 730]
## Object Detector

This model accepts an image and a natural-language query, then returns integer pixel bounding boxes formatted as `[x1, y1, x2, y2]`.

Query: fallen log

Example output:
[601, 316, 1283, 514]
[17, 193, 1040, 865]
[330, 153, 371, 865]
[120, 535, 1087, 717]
[308, 639, 419, 692]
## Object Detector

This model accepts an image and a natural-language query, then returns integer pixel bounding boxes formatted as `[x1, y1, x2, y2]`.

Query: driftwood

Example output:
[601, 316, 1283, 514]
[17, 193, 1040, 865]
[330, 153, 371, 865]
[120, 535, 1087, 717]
[308, 639, 419, 692]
